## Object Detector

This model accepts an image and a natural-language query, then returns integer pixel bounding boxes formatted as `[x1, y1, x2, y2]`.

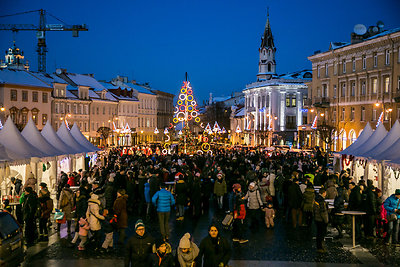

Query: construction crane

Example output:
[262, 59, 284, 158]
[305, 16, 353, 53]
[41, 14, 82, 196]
[0, 9, 88, 72]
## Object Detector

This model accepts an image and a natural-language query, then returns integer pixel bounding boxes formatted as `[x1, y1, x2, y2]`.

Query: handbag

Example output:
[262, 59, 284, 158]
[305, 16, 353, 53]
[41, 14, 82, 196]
[54, 210, 64, 220]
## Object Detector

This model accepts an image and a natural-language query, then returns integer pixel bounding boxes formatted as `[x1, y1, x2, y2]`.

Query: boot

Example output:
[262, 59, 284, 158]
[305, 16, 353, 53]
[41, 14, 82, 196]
[71, 232, 79, 244]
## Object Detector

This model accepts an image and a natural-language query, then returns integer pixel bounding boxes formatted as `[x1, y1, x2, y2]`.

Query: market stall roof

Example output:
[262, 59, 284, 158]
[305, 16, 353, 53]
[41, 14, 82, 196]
[374, 125, 400, 161]
[352, 123, 388, 157]
[362, 120, 400, 159]
[70, 123, 99, 152]
[0, 143, 26, 161]
[0, 117, 47, 158]
[41, 120, 76, 155]
[21, 118, 63, 157]
[57, 122, 90, 154]
[338, 122, 373, 155]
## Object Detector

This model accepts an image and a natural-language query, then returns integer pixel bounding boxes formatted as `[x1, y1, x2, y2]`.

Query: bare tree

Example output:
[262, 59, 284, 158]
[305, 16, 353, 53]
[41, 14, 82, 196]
[97, 126, 112, 146]
[316, 121, 336, 151]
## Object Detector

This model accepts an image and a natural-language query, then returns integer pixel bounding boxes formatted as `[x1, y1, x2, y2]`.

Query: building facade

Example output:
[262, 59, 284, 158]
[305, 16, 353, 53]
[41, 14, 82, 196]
[243, 13, 311, 146]
[307, 25, 400, 151]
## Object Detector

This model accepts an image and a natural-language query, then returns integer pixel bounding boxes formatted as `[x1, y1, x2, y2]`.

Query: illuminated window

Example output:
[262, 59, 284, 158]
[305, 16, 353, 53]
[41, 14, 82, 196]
[372, 78, 377, 94]
[361, 107, 365, 121]
[373, 52, 378, 67]
[42, 114, 47, 125]
[385, 49, 390, 65]
[384, 77, 390, 93]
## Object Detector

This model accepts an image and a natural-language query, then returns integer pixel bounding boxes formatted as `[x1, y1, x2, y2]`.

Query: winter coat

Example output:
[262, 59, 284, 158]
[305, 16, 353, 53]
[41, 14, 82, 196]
[258, 178, 270, 204]
[86, 194, 105, 231]
[151, 243, 175, 267]
[175, 180, 188, 205]
[213, 179, 227, 197]
[39, 195, 53, 219]
[264, 207, 275, 219]
[268, 173, 276, 197]
[195, 234, 231, 267]
[288, 182, 303, 209]
[125, 232, 155, 267]
[113, 194, 128, 229]
[326, 183, 338, 200]
[75, 194, 88, 220]
[22, 193, 38, 221]
[384, 194, 400, 219]
[348, 186, 362, 211]
[58, 188, 74, 220]
[144, 183, 151, 203]
[333, 187, 346, 213]
[104, 182, 116, 211]
[24, 175, 37, 191]
[102, 214, 115, 233]
[243, 189, 263, 210]
[364, 187, 377, 215]
[177, 242, 199, 267]
[314, 194, 329, 224]
[12, 178, 23, 196]
[152, 189, 175, 213]
[93, 186, 106, 210]
[302, 187, 315, 213]
[78, 217, 90, 236]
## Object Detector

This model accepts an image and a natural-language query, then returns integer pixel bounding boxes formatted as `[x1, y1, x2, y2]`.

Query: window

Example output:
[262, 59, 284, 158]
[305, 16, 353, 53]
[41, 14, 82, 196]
[84, 122, 87, 131]
[22, 91, 28, 102]
[103, 107, 106, 115]
[32, 92, 38, 102]
[352, 57, 356, 72]
[333, 85, 337, 98]
[372, 109, 377, 121]
[42, 92, 48, 103]
[286, 116, 296, 129]
[322, 84, 327, 97]
[286, 96, 290, 107]
[351, 82, 355, 96]
[317, 65, 320, 78]
[373, 52, 378, 67]
[385, 49, 390, 65]
[334, 61, 337, 75]
[291, 98, 296, 107]
[372, 78, 377, 94]
[361, 107, 365, 121]
[384, 77, 390, 93]
[42, 114, 47, 125]
[341, 83, 346, 97]
[342, 59, 346, 73]
[361, 81, 366, 95]
[84, 105, 88, 115]
[55, 103, 59, 114]
[351, 107, 355, 121]
[325, 63, 328, 76]
[362, 55, 366, 69]
[67, 104, 71, 114]
[92, 122, 95, 131]
[341, 108, 345, 121]
[10, 90, 17, 101]
[79, 104, 82, 115]
[333, 110, 337, 122]
[73, 104, 77, 114]
[96, 107, 99, 115]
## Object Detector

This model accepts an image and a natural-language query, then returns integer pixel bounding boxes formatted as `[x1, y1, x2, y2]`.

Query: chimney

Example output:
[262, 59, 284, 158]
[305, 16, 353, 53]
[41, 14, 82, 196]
[351, 32, 364, 44]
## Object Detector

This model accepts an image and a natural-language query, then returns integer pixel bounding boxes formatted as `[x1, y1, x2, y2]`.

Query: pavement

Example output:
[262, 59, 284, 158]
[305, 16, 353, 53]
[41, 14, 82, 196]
[21, 206, 400, 266]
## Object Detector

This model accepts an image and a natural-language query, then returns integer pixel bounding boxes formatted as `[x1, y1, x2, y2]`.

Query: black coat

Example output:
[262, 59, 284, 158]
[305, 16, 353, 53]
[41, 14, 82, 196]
[75, 194, 88, 219]
[125, 232, 155, 267]
[288, 182, 303, 209]
[348, 186, 362, 211]
[195, 235, 231, 267]
[175, 180, 188, 205]
[365, 187, 377, 215]
[23, 193, 38, 221]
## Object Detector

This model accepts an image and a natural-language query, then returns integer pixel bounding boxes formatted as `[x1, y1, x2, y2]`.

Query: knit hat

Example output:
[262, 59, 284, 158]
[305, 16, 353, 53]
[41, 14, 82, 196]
[179, 233, 191, 249]
[249, 182, 256, 188]
[232, 183, 241, 191]
[135, 219, 145, 231]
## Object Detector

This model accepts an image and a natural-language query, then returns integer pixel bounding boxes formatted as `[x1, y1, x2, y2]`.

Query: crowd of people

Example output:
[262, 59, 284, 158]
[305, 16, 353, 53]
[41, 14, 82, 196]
[3, 145, 400, 266]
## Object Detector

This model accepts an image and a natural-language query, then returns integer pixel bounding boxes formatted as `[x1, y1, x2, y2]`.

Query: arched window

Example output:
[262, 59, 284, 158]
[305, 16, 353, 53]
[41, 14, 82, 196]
[339, 129, 347, 150]
[348, 129, 356, 144]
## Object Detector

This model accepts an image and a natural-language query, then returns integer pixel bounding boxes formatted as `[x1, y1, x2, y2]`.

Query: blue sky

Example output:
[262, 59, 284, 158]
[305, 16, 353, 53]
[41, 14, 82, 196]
[0, 0, 399, 103]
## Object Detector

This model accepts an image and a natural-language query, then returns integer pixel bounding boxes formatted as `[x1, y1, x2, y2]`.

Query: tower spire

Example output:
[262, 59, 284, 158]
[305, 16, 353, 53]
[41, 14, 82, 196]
[257, 8, 276, 80]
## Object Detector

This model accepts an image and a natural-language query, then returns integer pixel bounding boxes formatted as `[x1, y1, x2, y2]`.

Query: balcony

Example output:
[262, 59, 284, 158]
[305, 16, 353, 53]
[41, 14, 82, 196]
[313, 97, 330, 108]
[303, 98, 312, 107]
[394, 91, 400, 103]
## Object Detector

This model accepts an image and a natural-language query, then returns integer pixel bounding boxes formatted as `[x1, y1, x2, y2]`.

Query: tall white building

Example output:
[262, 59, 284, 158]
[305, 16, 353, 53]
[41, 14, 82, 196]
[243, 13, 312, 146]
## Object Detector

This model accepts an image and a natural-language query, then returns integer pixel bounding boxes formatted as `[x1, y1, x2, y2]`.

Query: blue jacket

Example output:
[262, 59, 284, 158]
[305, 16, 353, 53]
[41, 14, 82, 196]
[384, 194, 400, 219]
[144, 183, 150, 203]
[152, 189, 175, 212]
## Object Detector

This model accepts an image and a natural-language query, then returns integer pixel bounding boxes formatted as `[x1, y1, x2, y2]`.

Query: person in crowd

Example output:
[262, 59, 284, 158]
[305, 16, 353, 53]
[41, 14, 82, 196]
[22, 186, 38, 246]
[288, 178, 303, 228]
[24, 172, 37, 191]
[101, 209, 115, 253]
[57, 171, 69, 201]
[151, 239, 175, 266]
[152, 183, 175, 241]
[2, 199, 12, 213]
[333, 185, 346, 239]
[57, 184, 74, 234]
[71, 188, 89, 245]
[264, 202, 275, 229]
[10, 177, 23, 196]
[125, 219, 155, 267]
[348, 182, 362, 240]
[177, 233, 199, 267]
[384, 189, 400, 245]
[302, 182, 315, 227]
[114, 188, 128, 245]
[243, 182, 264, 229]
[104, 173, 117, 212]
[144, 178, 152, 219]
[214, 173, 227, 210]
[325, 178, 338, 200]
[232, 183, 248, 244]
[196, 224, 231, 267]
[314, 188, 329, 253]
[38, 182, 53, 242]
[364, 179, 377, 238]
[86, 193, 105, 250]
[92, 180, 106, 210]
[175, 174, 188, 221]
[77, 216, 90, 251]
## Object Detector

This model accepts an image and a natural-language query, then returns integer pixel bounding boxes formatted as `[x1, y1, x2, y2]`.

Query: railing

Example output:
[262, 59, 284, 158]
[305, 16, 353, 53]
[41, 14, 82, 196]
[313, 97, 330, 108]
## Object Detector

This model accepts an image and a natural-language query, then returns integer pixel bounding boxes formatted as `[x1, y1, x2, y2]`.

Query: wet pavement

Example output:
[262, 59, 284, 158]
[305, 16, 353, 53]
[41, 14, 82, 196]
[22, 205, 400, 266]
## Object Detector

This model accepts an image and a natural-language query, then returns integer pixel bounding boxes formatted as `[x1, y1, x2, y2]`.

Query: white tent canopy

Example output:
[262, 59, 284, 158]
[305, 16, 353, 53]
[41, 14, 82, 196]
[362, 120, 400, 159]
[70, 123, 99, 152]
[41, 120, 76, 155]
[0, 117, 47, 158]
[353, 123, 388, 157]
[338, 122, 373, 155]
[22, 118, 64, 157]
[0, 143, 27, 161]
[57, 122, 90, 154]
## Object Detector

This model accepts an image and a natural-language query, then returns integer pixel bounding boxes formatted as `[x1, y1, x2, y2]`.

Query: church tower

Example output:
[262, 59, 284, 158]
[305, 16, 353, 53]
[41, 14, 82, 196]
[0, 42, 30, 70]
[257, 10, 276, 81]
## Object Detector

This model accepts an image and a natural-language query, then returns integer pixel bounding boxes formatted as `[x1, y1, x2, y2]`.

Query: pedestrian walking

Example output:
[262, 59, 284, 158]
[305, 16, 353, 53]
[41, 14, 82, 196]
[101, 209, 115, 253]
[384, 189, 400, 245]
[77, 217, 90, 250]
[86, 193, 105, 250]
[314, 188, 329, 253]
[177, 233, 199, 267]
[22, 186, 38, 246]
[302, 182, 315, 227]
[125, 219, 155, 267]
[151, 239, 175, 266]
[243, 182, 263, 229]
[38, 183, 53, 242]
[152, 183, 175, 241]
[264, 202, 275, 228]
[175, 174, 188, 221]
[214, 173, 227, 210]
[113, 188, 128, 245]
[231, 184, 248, 244]
[71, 188, 89, 245]
[57, 184, 74, 234]
[288, 178, 303, 228]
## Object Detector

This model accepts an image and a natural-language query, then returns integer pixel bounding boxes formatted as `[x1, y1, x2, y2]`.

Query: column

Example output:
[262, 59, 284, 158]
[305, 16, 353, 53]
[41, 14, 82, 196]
[297, 92, 303, 127]
[280, 91, 285, 132]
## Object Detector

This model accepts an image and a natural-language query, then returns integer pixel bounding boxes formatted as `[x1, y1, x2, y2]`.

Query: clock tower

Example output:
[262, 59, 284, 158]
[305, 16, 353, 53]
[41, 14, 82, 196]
[257, 10, 276, 81]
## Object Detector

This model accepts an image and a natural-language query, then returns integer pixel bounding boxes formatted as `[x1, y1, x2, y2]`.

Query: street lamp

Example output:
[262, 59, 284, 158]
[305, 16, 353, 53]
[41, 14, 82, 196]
[386, 108, 393, 128]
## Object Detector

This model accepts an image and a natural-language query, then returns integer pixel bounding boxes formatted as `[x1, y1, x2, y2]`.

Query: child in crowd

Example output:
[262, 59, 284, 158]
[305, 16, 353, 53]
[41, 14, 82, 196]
[78, 216, 90, 250]
[101, 209, 115, 252]
[264, 202, 275, 228]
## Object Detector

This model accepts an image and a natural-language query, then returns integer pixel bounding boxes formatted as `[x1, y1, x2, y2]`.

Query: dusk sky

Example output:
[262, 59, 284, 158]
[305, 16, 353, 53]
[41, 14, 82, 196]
[1, 0, 399, 103]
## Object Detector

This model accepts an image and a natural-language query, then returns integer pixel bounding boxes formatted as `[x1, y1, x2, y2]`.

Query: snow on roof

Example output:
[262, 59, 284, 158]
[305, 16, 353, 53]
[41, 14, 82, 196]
[0, 117, 47, 158]
[234, 107, 245, 117]
[109, 92, 139, 101]
[0, 68, 52, 88]
[278, 70, 312, 80]
[70, 123, 99, 152]
[21, 118, 63, 157]
[99, 82, 119, 90]
[41, 120, 77, 155]
[57, 122, 90, 154]
[66, 87, 79, 99]
[29, 72, 67, 85]
[212, 96, 231, 103]
[88, 89, 118, 102]
[65, 73, 107, 91]
[124, 82, 155, 95]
